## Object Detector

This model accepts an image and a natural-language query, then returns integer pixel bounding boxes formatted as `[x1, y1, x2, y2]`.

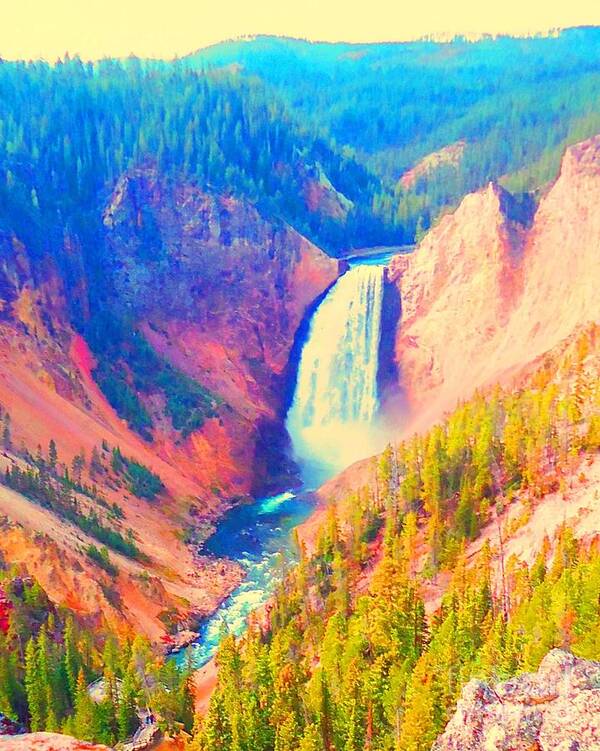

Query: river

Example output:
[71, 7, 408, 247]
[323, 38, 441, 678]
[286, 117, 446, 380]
[176, 248, 401, 669]
[174, 490, 313, 668]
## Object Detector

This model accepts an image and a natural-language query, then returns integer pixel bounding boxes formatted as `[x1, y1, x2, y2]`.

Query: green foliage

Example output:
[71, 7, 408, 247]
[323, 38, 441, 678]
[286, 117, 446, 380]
[93, 360, 153, 440]
[0, 576, 193, 745]
[88, 320, 219, 440]
[193, 327, 600, 751]
[86, 546, 118, 578]
[110, 447, 165, 500]
[190, 30, 600, 240]
[3, 31, 600, 281]
[2, 461, 143, 561]
[0, 54, 392, 267]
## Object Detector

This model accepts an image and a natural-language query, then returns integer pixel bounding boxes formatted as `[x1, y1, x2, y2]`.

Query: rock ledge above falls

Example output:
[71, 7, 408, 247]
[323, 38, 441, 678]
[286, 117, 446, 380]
[433, 649, 600, 751]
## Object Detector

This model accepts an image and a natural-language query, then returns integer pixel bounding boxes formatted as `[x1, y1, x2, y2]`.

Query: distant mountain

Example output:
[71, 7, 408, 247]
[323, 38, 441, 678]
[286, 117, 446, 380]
[2, 29, 600, 262]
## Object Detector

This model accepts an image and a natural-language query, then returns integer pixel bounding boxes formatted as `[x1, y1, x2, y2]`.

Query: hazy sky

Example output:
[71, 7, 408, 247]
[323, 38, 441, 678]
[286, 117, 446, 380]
[3, 0, 600, 61]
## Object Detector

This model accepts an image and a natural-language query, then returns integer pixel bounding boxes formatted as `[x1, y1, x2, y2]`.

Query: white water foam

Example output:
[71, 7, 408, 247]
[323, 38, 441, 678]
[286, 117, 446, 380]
[286, 263, 385, 483]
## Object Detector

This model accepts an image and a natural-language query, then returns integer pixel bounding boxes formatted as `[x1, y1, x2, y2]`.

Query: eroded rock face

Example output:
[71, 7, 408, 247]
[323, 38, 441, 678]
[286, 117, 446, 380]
[0, 168, 339, 637]
[103, 168, 340, 494]
[389, 183, 526, 418]
[390, 134, 600, 432]
[433, 650, 600, 751]
[0, 732, 111, 750]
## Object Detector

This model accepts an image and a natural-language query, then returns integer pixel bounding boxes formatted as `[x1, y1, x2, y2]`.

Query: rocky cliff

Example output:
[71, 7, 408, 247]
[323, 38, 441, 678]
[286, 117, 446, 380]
[390, 134, 600, 433]
[101, 167, 340, 496]
[0, 168, 339, 638]
[433, 650, 600, 751]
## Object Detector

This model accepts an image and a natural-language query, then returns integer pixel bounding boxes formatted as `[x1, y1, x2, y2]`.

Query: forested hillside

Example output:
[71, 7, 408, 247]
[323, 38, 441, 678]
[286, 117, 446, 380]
[2, 27, 600, 268]
[191, 325, 600, 751]
[191, 28, 600, 237]
[0, 570, 194, 746]
[0, 57, 391, 264]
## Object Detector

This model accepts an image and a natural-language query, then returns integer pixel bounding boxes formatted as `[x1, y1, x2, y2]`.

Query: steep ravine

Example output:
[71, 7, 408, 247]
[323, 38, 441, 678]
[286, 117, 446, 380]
[176, 251, 397, 669]
[0, 169, 341, 640]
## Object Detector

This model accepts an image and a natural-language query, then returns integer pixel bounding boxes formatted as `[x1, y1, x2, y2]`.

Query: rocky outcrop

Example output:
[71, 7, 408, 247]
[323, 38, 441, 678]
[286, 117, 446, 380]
[433, 650, 600, 751]
[390, 134, 600, 432]
[300, 163, 354, 220]
[0, 733, 111, 750]
[103, 167, 340, 495]
[399, 140, 466, 190]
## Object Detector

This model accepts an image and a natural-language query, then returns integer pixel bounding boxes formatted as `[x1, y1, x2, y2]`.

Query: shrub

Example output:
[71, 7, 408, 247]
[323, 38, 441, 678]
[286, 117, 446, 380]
[86, 545, 118, 577]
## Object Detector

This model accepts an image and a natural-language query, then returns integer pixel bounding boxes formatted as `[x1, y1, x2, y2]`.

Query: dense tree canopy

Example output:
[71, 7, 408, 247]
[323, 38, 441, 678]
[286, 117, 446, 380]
[191, 29, 600, 235]
[191, 325, 600, 751]
[0, 572, 194, 745]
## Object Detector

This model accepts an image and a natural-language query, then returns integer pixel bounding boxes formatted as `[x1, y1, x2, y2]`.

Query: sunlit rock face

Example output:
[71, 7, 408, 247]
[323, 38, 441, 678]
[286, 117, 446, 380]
[287, 263, 387, 485]
[390, 134, 600, 434]
[433, 650, 600, 750]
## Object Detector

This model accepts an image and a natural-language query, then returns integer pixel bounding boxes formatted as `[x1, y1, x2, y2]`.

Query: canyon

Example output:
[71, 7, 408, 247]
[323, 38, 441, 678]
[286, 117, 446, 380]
[0, 167, 340, 639]
[2, 131, 600, 750]
[4, 133, 600, 643]
[2, 29, 600, 751]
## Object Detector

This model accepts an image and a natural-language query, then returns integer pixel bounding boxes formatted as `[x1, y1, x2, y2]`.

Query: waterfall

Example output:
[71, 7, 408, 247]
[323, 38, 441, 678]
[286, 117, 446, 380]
[286, 263, 385, 485]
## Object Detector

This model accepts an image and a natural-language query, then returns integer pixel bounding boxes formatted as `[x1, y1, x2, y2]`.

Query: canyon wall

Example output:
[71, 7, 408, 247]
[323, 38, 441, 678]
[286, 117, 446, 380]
[389, 134, 600, 432]
[0, 169, 339, 638]
[102, 167, 340, 496]
[320, 134, 600, 504]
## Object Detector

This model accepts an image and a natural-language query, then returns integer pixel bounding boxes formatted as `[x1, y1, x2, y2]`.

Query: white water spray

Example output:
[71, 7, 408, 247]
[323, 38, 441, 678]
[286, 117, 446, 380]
[286, 264, 385, 484]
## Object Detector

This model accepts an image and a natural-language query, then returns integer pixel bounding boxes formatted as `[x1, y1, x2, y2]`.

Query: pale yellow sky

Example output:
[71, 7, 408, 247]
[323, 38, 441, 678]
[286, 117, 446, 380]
[2, 0, 600, 61]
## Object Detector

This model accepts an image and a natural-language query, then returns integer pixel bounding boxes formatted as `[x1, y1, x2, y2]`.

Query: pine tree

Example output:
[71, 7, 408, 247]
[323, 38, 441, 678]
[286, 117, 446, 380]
[63, 616, 80, 701]
[2, 414, 11, 450]
[202, 688, 232, 751]
[398, 658, 439, 751]
[24, 637, 44, 731]
[48, 440, 58, 470]
[37, 624, 61, 729]
[117, 663, 139, 741]
[90, 447, 103, 478]
[0, 640, 20, 721]
[73, 669, 95, 742]
[71, 451, 86, 484]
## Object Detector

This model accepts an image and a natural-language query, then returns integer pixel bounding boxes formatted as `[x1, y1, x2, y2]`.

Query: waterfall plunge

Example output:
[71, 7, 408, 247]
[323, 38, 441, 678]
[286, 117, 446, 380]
[286, 264, 386, 486]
